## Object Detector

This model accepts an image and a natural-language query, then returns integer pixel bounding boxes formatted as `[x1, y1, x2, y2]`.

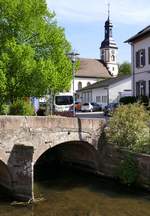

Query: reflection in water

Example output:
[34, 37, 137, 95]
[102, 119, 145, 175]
[0, 163, 150, 216]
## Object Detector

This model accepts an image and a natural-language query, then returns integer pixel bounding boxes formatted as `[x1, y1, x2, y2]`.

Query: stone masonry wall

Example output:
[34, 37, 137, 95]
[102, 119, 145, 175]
[99, 144, 150, 189]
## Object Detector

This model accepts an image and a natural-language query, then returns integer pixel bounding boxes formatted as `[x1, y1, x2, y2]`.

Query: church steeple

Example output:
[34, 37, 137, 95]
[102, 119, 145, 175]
[100, 4, 118, 77]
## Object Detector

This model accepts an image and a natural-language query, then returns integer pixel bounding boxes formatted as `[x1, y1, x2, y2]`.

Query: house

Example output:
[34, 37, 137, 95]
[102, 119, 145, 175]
[77, 75, 131, 108]
[125, 26, 150, 98]
[73, 58, 111, 96]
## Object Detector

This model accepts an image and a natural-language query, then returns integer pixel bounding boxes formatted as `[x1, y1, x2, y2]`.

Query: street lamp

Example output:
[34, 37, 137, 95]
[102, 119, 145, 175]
[68, 51, 80, 117]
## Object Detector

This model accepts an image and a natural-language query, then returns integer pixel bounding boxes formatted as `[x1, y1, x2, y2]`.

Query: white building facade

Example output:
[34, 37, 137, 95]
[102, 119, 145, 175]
[77, 75, 131, 108]
[126, 26, 150, 98]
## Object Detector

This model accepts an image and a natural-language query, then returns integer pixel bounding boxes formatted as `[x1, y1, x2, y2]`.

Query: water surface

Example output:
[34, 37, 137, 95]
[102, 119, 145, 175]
[0, 165, 150, 216]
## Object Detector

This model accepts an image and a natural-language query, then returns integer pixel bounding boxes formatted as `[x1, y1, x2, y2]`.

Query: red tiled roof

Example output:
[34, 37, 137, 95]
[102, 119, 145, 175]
[76, 58, 111, 78]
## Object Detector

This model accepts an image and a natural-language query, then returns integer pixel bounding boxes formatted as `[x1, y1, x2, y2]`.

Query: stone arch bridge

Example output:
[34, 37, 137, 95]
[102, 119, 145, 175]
[0, 116, 105, 201]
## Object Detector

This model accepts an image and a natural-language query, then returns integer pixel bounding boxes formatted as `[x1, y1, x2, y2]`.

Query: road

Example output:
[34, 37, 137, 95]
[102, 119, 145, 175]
[75, 111, 108, 120]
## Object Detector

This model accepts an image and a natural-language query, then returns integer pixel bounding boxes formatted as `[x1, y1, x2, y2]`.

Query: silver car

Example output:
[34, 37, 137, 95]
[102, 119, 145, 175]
[81, 103, 93, 112]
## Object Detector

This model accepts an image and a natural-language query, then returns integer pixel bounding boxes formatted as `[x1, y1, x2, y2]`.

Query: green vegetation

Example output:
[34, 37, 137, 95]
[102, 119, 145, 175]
[9, 100, 35, 116]
[0, 0, 72, 108]
[117, 154, 138, 186]
[118, 61, 131, 75]
[106, 103, 150, 154]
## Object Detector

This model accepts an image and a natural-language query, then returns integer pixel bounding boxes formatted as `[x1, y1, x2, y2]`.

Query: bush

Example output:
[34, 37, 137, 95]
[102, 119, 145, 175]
[119, 96, 137, 104]
[0, 104, 9, 115]
[9, 100, 35, 116]
[117, 154, 138, 186]
[138, 96, 149, 107]
[105, 103, 150, 154]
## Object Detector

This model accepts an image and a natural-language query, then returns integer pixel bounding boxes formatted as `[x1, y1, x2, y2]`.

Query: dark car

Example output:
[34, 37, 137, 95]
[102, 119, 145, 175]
[91, 102, 102, 111]
[103, 103, 119, 116]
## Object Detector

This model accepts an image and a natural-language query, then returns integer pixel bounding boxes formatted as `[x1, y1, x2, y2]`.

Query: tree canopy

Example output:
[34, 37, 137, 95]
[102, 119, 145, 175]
[0, 0, 72, 103]
[119, 61, 131, 76]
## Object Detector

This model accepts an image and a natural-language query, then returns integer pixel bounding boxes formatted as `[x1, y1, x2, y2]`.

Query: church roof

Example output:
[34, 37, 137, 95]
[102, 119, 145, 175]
[77, 75, 131, 92]
[125, 25, 150, 43]
[76, 58, 111, 78]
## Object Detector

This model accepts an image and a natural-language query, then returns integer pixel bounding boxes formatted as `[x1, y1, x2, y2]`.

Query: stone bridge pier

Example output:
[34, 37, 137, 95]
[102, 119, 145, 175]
[0, 116, 105, 201]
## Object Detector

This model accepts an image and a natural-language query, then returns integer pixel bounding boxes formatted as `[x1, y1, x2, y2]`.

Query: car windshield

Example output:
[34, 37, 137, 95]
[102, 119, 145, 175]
[83, 103, 89, 106]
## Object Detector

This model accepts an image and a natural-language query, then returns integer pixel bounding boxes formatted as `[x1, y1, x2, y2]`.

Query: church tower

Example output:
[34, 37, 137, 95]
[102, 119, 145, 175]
[100, 5, 118, 77]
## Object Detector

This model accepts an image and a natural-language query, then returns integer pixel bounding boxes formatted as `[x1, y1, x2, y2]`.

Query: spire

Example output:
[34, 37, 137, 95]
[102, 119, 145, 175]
[108, 2, 110, 19]
[100, 4, 117, 49]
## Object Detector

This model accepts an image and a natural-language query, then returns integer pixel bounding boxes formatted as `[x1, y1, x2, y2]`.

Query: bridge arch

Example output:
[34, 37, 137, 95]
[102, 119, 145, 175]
[33, 129, 97, 165]
[34, 141, 99, 180]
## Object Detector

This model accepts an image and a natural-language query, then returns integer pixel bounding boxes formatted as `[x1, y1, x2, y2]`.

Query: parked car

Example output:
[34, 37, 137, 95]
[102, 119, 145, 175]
[91, 102, 102, 111]
[69, 101, 81, 112]
[75, 101, 81, 111]
[81, 102, 102, 112]
[81, 103, 93, 112]
[103, 103, 119, 116]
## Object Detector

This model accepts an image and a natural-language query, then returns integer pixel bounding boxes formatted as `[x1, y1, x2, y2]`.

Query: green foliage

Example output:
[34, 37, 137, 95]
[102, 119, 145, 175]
[119, 96, 137, 104]
[106, 103, 150, 154]
[117, 154, 138, 186]
[119, 61, 131, 75]
[138, 96, 149, 107]
[0, 0, 72, 103]
[0, 104, 9, 115]
[9, 100, 35, 116]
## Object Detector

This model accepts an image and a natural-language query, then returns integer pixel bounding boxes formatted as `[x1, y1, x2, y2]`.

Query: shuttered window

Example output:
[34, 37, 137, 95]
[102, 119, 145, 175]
[148, 47, 150, 64]
[149, 80, 150, 98]
[136, 51, 139, 68]
[136, 80, 146, 97]
[136, 49, 145, 68]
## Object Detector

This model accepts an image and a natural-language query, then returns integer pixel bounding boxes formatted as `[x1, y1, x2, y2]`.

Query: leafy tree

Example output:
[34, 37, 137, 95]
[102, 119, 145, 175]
[119, 61, 131, 75]
[0, 0, 72, 103]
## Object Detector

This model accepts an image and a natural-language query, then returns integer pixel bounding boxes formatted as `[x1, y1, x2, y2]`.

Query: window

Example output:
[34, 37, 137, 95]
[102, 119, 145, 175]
[96, 96, 101, 103]
[101, 50, 105, 61]
[148, 47, 150, 64]
[111, 55, 115, 61]
[87, 82, 91, 86]
[78, 82, 82, 90]
[136, 49, 145, 68]
[136, 80, 146, 97]
[102, 96, 107, 103]
[149, 80, 150, 98]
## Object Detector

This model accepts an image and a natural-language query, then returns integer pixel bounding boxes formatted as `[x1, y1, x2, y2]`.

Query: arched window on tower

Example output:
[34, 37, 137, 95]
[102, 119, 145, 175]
[101, 50, 105, 61]
[78, 81, 82, 90]
[111, 55, 115, 61]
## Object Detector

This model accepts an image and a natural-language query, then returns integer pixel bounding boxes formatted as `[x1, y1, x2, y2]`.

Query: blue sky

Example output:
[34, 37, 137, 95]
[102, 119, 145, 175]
[47, 0, 150, 63]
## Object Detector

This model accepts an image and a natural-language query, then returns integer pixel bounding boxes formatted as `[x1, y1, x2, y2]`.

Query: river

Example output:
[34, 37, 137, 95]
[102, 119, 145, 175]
[0, 164, 150, 216]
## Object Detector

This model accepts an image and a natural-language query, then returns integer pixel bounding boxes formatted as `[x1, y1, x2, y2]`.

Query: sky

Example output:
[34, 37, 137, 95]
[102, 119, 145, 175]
[46, 0, 150, 63]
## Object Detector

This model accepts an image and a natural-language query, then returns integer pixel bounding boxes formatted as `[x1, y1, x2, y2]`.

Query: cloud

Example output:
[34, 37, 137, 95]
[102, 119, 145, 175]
[47, 0, 150, 25]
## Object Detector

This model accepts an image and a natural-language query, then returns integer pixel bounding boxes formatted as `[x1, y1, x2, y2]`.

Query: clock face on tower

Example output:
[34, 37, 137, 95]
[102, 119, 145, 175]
[111, 50, 115, 54]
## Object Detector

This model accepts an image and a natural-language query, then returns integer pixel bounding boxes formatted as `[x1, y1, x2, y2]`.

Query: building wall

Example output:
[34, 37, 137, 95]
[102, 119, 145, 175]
[92, 88, 108, 108]
[132, 37, 150, 97]
[70, 77, 99, 94]
[88, 77, 131, 108]
[109, 77, 131, 103]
